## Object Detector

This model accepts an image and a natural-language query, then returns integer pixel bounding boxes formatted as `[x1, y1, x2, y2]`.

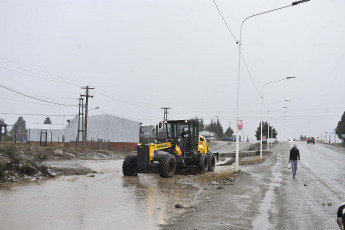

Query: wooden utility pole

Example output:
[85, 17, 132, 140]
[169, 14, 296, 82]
[81, 86, 94, 147]
[77, 98, 84, 147]
[161, 107, 171, 130]
[216, 116, 219, 140]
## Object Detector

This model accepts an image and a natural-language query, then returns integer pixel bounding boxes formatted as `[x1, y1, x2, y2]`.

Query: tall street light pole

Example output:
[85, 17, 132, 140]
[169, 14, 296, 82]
[260, 77, 295, 158]
[267, 100, 290, 150]
[235, 0, 310, 171]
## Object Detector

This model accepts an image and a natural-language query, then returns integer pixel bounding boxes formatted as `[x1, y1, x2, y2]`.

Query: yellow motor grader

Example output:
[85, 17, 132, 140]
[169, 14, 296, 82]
[122, 119, 218, 178]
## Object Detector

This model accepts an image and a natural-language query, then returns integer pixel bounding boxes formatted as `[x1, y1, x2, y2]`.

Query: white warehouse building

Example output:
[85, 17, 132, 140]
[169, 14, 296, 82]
[27, 114, 140, 150]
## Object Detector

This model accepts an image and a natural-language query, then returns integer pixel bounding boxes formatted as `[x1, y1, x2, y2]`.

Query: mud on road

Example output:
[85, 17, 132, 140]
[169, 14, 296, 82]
[162, 147, 276, 230]
[162, 142, 344, 230]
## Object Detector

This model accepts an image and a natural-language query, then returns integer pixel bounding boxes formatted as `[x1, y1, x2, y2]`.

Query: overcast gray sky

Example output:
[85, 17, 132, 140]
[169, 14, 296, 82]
[1, 0, 344, 141]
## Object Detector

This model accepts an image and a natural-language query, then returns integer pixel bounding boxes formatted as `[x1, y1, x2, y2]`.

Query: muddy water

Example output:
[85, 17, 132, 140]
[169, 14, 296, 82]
[0, 160, 198, 230]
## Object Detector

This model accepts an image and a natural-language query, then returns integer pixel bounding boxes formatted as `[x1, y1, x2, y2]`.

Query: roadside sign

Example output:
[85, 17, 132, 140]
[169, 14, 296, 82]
[237, 120, 243, 130]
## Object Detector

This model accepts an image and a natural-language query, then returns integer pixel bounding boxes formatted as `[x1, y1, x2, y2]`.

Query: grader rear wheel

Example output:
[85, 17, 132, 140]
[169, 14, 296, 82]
[207, 153, 216, 172]
[198, 153, 209, 173]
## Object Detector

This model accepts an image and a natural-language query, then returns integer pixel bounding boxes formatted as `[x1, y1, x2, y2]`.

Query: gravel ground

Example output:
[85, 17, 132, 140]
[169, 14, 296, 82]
[319, 142, 345, 154]
[161, 147, 276, 230]
[208, 141, 253, 154]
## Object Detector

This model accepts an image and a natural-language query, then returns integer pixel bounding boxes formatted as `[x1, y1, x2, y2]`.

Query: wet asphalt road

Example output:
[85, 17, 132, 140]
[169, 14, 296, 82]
[293, 141, 345, 194]
[255, 141, 345, 230]
[161, 141, 345, 230]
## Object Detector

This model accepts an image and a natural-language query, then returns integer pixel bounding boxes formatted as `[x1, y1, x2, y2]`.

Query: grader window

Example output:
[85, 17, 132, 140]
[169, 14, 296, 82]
[166, 123, 177, 139]
[179, 124, 189, 138]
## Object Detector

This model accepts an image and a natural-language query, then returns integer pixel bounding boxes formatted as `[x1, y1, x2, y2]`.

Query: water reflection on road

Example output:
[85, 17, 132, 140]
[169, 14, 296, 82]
[0, 160, 198, 230]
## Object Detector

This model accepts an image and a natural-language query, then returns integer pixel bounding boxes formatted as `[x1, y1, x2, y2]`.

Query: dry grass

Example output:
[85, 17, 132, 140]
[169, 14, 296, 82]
[240, 156, 262, 165]
[199, 170, 236, 183]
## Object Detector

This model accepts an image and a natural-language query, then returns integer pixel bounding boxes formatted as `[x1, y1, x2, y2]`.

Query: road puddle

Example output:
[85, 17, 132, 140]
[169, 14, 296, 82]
[0, 159, 198, 230]
[252, 156, 282, 230]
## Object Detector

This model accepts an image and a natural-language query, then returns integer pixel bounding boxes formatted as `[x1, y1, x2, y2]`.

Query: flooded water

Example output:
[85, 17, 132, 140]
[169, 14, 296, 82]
[0, 160, 199, 230]
[252, 154, 282, 230]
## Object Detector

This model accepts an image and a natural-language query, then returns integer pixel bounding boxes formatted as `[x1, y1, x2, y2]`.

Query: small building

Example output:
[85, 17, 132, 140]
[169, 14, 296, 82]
[27, 124, 67, 146]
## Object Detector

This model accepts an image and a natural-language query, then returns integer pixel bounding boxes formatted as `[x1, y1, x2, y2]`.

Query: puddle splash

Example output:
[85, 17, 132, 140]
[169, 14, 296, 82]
[0, 160, 198, 230]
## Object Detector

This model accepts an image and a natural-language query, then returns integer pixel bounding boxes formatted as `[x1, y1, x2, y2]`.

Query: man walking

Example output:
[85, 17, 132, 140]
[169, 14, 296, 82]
[337, 202, 345, 230]
[289, 144, 300, 178]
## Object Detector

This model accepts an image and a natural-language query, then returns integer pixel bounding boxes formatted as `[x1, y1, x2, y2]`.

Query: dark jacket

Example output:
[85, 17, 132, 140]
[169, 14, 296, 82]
[289, 147, 300, 161]
[337, 204, 345, 218]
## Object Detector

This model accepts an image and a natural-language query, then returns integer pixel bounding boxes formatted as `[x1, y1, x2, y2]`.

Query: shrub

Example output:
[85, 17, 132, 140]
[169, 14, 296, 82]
[4, 145, 19, 165]
[33, 152, 48, 167]
[19, 164, 38, 176]
[0, 162, 6, 179]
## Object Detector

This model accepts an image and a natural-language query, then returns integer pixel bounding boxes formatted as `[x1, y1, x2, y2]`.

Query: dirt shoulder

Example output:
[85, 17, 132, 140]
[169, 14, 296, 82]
[161, 147, 277, 230]
[0, 144, 131, 183]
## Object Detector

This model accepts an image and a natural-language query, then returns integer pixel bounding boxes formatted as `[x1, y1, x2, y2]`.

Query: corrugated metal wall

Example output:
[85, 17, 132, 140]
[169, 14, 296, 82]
[28, 114, 139, 143]
[68, 114, 139, 142]
[28, 128, 66, 142]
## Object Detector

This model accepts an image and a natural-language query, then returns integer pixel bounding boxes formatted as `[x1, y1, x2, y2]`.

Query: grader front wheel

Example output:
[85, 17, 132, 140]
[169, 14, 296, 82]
[122, 154, 139, 176]
[159, 153, 177, 178]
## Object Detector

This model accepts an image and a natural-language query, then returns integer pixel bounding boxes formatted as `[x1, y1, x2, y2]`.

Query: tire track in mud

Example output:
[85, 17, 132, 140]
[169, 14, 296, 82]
[252, 144, 283, 229]
[162, 145, 277, 230]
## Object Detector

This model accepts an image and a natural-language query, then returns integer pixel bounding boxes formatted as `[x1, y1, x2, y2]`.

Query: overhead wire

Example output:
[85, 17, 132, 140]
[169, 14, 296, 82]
[0, 57, 162, 110]
[211, 0, 262, 99]
[0, 112, 75, 117]
[0, 57, 83, 87]
[0, 95, 75, 106]
[0, 92, 77, 101]
[212, 0, 237, 42]
[0, 84, 77, 107]
[0, 65, 78, 87]
[95, 90, 159, 110]
[0, 57, 163, 108]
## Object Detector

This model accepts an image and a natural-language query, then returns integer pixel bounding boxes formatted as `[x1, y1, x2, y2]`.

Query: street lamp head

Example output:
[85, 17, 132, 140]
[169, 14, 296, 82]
[284, 99, 291, 101]
[287, 76, 296, 79]
[284, 107, 288, 108]
[292, 0, 310, 6]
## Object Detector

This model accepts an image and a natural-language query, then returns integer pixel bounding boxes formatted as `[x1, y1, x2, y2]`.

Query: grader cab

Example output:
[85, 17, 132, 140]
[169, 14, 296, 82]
[122, 119, 218, 178]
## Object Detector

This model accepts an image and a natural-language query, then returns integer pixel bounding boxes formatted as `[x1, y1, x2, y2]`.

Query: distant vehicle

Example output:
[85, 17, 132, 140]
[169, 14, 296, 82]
[307, 137, 315, 144]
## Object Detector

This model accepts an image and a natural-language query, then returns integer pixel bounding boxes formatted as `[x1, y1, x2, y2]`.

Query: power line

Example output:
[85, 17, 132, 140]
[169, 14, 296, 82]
[0, 92, 76, 100]
[0, 84, 77, 107]
[211, 1, 261, 99]
[241, 52, 261, 97]
[0, 57, 83, 87]
[0, 112, 75, 117]
[0, 95, 64, 106]
[0, 64, 79, 87]
[95, 90, 159, 109]
[212, 0, 237, 42]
